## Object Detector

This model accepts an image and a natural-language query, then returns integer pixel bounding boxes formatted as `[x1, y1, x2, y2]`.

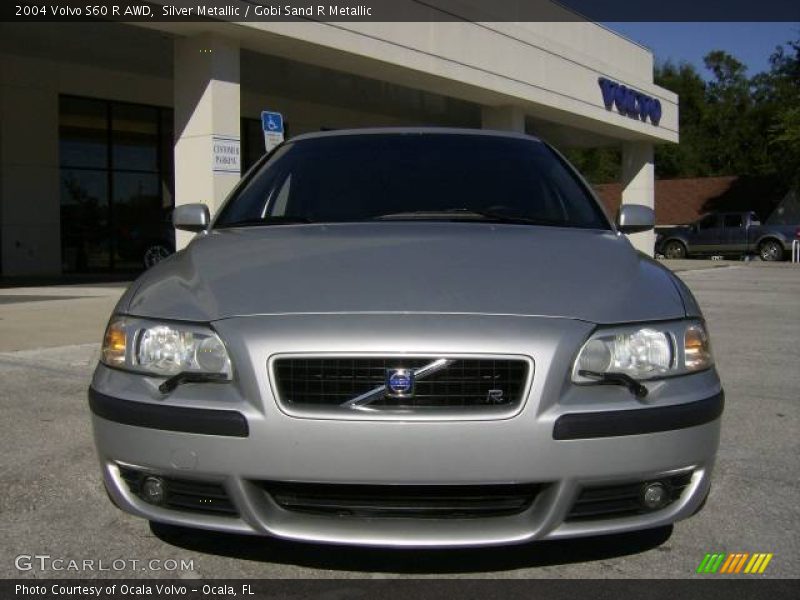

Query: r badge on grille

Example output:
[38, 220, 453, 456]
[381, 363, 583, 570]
[385, 368, 415, 398]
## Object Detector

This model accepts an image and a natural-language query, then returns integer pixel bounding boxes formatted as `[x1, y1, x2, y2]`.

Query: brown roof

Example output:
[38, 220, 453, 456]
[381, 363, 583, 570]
[594, 176, 741, 225]
[594, 176, 789, 225]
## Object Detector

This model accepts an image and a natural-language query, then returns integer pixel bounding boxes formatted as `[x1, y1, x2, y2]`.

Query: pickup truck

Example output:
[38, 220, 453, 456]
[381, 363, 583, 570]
[655, 211, 800, 261]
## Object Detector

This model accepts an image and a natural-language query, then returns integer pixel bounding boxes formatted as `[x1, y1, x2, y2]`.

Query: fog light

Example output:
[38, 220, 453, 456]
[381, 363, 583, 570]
[641, 481, 669, 510]
[141, 476, 166, 505]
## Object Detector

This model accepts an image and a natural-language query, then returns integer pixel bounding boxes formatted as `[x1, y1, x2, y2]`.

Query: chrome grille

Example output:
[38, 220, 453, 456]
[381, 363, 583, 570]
[272, 357, 529, 411]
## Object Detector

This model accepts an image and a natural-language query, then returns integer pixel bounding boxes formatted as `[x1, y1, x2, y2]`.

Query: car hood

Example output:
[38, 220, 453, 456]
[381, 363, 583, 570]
[122, 223, 686, 324]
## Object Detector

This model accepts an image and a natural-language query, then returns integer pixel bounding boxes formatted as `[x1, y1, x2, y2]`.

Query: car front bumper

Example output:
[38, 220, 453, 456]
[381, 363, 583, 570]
[90, 313, 723, 547]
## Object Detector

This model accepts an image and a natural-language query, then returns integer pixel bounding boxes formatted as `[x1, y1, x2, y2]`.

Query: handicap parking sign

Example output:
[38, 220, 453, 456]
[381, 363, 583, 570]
[262, 111, 283, 133]
[261, 111, 285, 153]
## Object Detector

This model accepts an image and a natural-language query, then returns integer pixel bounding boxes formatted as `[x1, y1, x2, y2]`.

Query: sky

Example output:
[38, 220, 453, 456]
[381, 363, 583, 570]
[605, 22, 800, 79]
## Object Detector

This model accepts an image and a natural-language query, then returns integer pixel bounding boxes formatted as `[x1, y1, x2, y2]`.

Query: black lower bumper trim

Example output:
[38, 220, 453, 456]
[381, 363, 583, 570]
[88, 388, 249, 437]
[553, 391, 724, 440]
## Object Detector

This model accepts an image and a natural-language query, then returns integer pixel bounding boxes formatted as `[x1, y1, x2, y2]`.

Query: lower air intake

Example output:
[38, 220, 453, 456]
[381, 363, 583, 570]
[119, 467, 238, 517]
[566, 472, 693, 521]
[262, 482, 542, 519]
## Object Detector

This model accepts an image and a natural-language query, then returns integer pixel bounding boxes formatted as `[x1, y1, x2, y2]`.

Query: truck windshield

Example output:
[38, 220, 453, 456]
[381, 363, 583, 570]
[215, 133, 610, 230]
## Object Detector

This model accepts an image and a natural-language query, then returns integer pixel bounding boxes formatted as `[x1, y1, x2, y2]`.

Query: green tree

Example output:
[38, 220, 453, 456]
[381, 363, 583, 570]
[702, 51, 768, 175]
[653, 60, 711, 177]
[757, 40, 800, 186]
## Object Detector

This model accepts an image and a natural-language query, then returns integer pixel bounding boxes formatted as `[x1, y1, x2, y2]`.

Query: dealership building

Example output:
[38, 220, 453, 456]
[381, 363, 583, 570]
[0, 1, 678, 276]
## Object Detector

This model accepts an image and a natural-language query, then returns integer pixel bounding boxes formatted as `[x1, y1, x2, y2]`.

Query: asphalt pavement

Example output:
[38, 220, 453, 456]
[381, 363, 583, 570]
[0, 261, 797, 579]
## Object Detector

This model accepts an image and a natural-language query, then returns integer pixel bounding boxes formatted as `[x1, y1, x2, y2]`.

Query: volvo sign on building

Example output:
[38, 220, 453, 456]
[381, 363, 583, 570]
[0, 0, 678, 275]
[598, 77, 663, 126]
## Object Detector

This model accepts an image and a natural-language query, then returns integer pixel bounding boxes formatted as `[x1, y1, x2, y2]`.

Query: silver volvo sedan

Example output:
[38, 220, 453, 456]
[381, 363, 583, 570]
[89, 129, 723, 547]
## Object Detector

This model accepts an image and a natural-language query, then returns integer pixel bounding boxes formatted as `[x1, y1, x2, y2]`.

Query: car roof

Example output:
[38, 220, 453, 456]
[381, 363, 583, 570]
[288, 127, 543, 144]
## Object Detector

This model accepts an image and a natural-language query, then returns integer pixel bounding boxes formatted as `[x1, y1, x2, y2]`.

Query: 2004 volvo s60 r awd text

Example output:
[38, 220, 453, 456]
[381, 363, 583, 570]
[89, 129, 723, 547]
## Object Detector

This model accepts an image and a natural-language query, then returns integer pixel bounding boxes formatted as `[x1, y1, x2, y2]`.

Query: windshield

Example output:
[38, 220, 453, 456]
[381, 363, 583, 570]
[214, 133, 611, 230]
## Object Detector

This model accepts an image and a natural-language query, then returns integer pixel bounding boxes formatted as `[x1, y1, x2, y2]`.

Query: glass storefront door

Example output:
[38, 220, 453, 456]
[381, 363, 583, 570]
[59, 96, 174, 272]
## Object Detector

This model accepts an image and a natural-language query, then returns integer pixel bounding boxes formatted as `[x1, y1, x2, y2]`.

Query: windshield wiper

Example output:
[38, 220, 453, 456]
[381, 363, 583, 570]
[372, 209, 566, 226]
[578, 370, 649, 398]
[471, 209, 567, 226]
[216, 216, 313, 228]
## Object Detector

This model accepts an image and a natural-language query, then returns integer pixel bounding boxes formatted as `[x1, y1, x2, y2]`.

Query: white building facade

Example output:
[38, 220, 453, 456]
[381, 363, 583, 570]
[0, 2, 678, 276]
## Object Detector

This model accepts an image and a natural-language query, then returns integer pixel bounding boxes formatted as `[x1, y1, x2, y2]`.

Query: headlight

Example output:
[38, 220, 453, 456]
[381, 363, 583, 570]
[100, 316, 232, 379]
[572, 321, 713, 383]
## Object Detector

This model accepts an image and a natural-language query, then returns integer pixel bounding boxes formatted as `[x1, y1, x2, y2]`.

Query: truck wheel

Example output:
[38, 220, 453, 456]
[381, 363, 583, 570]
[663, 240, 687, 259]
[758, 239, 784, 262]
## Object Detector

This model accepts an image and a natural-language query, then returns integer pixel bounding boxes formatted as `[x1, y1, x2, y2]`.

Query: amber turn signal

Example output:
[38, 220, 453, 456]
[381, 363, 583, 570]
[101, 318, 127, 367]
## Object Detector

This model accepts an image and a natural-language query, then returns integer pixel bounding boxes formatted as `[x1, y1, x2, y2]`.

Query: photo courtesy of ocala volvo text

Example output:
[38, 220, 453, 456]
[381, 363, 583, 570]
[88, 128, 723, 547]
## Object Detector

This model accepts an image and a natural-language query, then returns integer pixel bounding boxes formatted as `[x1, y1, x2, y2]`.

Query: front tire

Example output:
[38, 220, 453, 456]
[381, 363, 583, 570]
[759, 239, 784, 262]
[663, 240, 687, 259]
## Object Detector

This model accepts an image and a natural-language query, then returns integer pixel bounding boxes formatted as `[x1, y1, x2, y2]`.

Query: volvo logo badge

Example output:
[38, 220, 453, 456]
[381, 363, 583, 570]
[385, 368, 415, 398]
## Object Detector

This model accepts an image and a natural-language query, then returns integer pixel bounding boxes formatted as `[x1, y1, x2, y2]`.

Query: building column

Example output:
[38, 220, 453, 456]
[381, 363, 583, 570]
[174, 34, 240, 250]
[0, 77, 61, 275]
[621, 141, 655, 256]
[481, 106, 526, 132]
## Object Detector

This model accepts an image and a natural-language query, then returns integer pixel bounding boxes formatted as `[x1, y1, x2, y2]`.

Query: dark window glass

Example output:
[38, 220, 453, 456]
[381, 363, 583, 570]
[216, 134, 608, 230]
[59, 97, 175, 272]
[160, 109, 175, 212]
[698, 215, 719, 229]
[59, 97, 108, 169]
[112, 104, 159, 172]
[60, 169, 110, 272]
[111, 172, 163, 269]
[160, 109, 175, 174]
[723, 214, 743, 228]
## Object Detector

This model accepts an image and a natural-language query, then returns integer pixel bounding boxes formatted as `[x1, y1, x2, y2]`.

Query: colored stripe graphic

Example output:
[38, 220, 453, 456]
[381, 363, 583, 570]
[697, 553, 713, 573]
[734, 553, 750, 573]
[758, 554, 773, 573]
[698, 553, 726, 573]
[719, 554, 736, 573]
[699, 552, 773, 574]
[711, 554, 726, 573]
[745, 553, 774, 574]
[745, 554, 761, 573]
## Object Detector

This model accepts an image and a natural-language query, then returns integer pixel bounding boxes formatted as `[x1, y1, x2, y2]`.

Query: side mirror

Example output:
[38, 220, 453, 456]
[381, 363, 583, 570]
[173, 203, 210, 232]
[616, 204, 655, 234]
